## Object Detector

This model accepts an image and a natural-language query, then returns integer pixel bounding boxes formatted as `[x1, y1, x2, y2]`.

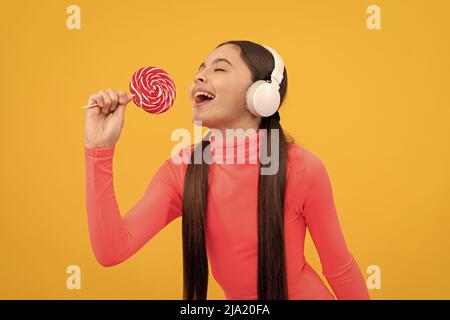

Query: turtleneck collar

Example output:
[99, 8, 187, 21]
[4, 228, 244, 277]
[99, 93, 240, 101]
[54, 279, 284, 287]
[206, 129, 266, 164]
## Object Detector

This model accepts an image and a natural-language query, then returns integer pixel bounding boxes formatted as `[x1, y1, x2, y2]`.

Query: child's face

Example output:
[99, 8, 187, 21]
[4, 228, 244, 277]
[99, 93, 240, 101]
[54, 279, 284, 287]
[188, 44, 255, 129]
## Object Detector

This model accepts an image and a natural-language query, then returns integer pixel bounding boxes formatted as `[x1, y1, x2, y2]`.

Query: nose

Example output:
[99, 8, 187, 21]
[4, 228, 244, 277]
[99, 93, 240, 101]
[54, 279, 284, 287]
[195, 70, 207, 83]
[189, 73, 204, 98]
[190, 70, 208, 99]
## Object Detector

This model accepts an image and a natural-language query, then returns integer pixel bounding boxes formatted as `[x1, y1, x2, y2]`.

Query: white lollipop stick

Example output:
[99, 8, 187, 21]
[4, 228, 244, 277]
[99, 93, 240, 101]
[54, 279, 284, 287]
[80, 94, 135, 109]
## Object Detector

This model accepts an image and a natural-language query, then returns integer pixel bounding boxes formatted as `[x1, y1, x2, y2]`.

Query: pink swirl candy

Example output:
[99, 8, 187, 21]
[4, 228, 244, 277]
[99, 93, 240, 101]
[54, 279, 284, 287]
[129, 66, 176, 114]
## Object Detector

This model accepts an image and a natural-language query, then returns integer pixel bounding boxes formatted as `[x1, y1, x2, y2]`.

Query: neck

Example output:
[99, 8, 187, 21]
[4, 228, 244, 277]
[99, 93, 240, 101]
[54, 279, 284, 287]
[212, 115, 261, 140]
[207, 126, 266, 164]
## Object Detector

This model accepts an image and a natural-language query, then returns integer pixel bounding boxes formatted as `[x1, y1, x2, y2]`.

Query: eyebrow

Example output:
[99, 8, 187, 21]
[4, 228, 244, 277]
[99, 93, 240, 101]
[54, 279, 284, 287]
[198, 58, 233, 71]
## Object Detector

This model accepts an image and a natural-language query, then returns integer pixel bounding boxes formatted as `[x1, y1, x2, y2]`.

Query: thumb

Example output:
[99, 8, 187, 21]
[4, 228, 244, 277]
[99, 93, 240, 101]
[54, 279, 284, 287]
[127, 94, 135, 104]
[115, 94, 134, 117]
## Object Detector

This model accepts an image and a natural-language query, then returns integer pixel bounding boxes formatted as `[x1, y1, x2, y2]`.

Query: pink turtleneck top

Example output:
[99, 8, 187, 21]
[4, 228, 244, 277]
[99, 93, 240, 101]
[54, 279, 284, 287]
[84, 129, 370, 300]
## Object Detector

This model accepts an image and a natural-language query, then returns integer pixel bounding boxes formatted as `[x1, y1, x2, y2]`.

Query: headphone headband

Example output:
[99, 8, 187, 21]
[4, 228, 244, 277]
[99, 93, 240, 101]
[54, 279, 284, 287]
[262, 45, 285, 86]
[245, 44, 285, 118]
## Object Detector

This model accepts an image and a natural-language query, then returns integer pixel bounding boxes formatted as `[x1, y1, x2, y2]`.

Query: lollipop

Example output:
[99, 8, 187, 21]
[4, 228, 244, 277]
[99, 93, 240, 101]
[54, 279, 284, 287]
[81, 66, 176, 113]
[129, 66, 176, 114]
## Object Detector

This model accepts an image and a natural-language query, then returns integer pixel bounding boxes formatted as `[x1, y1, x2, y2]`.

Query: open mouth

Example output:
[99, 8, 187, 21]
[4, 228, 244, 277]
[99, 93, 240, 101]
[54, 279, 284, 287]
[194, 91, 215, 107]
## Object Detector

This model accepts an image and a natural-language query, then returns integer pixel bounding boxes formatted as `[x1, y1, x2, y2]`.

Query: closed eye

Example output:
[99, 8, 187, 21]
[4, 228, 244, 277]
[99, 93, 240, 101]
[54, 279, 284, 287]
[194, 68, 225, 77]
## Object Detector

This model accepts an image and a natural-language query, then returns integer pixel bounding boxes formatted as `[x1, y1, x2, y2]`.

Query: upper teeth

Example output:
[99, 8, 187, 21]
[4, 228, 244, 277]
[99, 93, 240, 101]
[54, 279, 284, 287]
[195, 91, 215, 99]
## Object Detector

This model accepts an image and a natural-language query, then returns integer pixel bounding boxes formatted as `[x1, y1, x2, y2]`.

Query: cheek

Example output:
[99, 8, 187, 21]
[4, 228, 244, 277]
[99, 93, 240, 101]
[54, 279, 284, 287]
[217, 79, 249, 105]
[209, 74, 252, 118]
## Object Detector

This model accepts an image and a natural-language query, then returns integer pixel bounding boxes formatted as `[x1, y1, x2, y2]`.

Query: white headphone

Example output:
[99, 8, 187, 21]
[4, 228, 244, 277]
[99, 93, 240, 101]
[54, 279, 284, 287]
[245, 45, 285, 118]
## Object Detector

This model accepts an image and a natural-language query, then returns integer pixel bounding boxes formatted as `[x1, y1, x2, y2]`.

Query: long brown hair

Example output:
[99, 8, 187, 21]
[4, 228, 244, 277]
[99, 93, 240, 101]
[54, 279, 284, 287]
[182, 40, 293, 300]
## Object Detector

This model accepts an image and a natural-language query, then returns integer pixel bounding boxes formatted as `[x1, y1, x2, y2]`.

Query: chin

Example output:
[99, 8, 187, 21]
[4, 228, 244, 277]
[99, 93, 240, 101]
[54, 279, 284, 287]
[192, 114, 219, 129]
[191, 105, 210, 122]
[191, 112, 208, 126]
[191, 102, 227, 128]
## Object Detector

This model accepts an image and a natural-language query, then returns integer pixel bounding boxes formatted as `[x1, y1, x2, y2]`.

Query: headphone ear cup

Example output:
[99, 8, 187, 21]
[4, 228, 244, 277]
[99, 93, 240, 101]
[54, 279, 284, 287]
[246, 80, 280, 117]
[246, 80, 265, 116]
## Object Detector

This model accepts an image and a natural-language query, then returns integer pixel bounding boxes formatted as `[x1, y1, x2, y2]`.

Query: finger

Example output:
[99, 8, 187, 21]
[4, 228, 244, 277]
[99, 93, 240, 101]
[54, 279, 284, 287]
[107, 88, 118, 112]
[86, 94, 100, 115]
[96, 94, 104, 108]
[88, 93, 97, 105]
[100, 90, 110, 115]
[118, 90, 127, 106]
[90, 94, 102, 115]
[127, 94, 135, 104]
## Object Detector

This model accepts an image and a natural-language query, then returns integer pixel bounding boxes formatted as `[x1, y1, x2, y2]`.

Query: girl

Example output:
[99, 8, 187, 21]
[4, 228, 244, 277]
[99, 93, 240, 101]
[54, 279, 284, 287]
[83, 40, 370, 300]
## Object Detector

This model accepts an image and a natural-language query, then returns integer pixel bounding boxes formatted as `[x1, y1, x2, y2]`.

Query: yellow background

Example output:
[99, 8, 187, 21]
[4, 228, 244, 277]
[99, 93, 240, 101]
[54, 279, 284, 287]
[0, 0, 449, 299]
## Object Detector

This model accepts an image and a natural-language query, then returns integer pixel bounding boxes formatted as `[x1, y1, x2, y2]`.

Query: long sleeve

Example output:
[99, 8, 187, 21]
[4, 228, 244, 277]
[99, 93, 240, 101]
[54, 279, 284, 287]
[84, 146, 182, 267]
[300, 153, 370, 300]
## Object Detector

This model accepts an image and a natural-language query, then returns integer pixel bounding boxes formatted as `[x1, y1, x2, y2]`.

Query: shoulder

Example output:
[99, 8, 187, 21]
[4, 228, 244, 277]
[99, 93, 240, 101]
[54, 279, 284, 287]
[286, 143, 334, 215]
[286, 143, 333, 197]
[162, 143, 198, 191]
[287, 143, 327, 179]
